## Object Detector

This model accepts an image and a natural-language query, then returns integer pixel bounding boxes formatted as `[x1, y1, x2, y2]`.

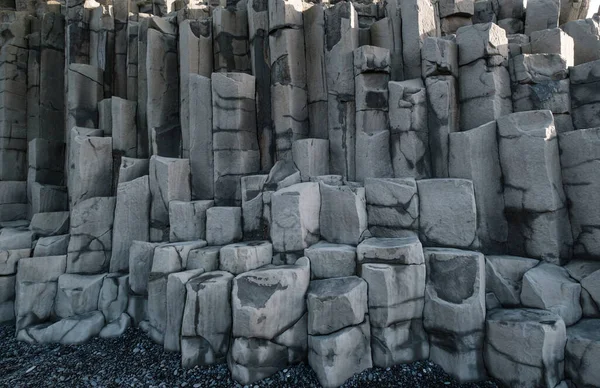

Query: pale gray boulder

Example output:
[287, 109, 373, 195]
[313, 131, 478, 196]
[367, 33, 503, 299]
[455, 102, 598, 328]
[509, 53, 567, 84]
[521, 263, 582, 326]
[423, 248, 486, 383]
[529, 28, 574, 67]
[365, 178, 419, 236]
[54, 273, 105, 319]
[449, 122, 507, 252]
[128, 241, 161, 296]
[524, 0, 559, 35]
[219, 241, 272, 275]
[99, 274, 129, 323]
[319, 183, 367, 245]
[307, 276, 368, 335]
[153, 241, 207, 274]
[270, 183, 320, 254]
[371, 319, 429, 368]
[456, 22, 508, 66]
[169, 200, 214, 242]
[29, 211, 69, 237]
[308, 319, 372, 388]
[181, 271, 234, 368]
[127, 294, 148, 327]
[110, 176, 150, 273]
[264, 160, 301, 192]
[559, 128, 600, 259]
[304, 241, 357, 279]
[187, 246, 220, 272]
[497, 111, 572, 262]
[149, 156, 191, 242]
[485, 308, 566, 388]
[188, 75, 214, 200]
[0, 228, 34, 250]
[562, 18, 600, 66]
[164, 269, 205, 352]
[565, 319, 600, 387]
[421, 36, 458, 78]
[99, 313, 131, 338]
[206, 207, 242, 246]
[67, 196, 116, 274]
[0, 248, 31, 275]
[212, 6, 251, 73]
[361, 262, 426, 327]
[29, 182, 68, 215]
[485, 255, 539, 307]
[417, 179, 478, 249]
[68, 135, 112, 207]
[389, 79, 430, 179]
[570, 59, 600, 129]
[18, 311, 105, 345]
[15, 255, 66, 330]
[232, 257, 310, 339]
[292, 139, 329, 182]
[357, 236, 424, 266]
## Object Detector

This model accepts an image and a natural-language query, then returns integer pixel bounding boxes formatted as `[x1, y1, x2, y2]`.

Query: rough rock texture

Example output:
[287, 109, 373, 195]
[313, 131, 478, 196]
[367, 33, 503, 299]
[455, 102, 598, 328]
[423, 248, 486, 383]
[565, 319, 600, 387]
[485, 308, 566, 388]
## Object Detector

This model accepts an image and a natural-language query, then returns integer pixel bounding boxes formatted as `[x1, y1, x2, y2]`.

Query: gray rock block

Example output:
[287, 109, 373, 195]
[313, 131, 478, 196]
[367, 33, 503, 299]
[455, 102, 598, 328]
[418, 179, 478, 249]
[371, 319, 429, 367]
[129, 241, 161, 296]
[456, 22, 508, 66]
[99, 274, 129, 323]
[18, 311, 105, 345]
[365, 178, 419, 235]
[219, 241, 272, 275]
[308, 319, 372, 388]
[187, 246, 220, 272]
[320, 183, 367, 245]
[304, 241, 357, 279]
[169, 200, 214, 242]
[485, 308, 566, 387]
[270, 183, 320, 254]
[55, 273, 105, 319]
[357, 236, 424, 266]
[307, 276, 367, 335]
[29, 211, 69, 237]
[361, 262, 425, 327]
[206, 207, 242, 246]
[485, 255, 539, 307]
[423, 248, 486, 383]
[182, 271, 233, 367]
[524, 0, 559, 35]
[521, 263, 582, 326]
[232, 257, 310, 339]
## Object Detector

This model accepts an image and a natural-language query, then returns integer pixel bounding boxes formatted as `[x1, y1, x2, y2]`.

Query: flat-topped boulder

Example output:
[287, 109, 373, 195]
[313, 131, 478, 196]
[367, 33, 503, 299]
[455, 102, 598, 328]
[357, 237, 424, 265]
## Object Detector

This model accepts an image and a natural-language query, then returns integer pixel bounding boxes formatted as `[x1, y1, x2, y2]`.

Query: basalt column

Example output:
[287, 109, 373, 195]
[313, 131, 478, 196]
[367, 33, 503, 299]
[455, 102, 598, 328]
[248, 0, 274, 169]
[269, 0, 309, 161]
[325, 1, 359, 181]
[211, 72, 260, 206]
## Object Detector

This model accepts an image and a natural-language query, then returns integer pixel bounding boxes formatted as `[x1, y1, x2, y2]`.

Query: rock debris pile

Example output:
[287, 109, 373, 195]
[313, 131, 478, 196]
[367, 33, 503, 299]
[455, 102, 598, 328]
[0, 0, 599, 387]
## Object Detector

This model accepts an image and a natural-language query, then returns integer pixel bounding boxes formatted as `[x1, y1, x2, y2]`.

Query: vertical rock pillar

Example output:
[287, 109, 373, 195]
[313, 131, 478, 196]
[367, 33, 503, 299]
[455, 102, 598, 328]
[325, 1, 359, 181]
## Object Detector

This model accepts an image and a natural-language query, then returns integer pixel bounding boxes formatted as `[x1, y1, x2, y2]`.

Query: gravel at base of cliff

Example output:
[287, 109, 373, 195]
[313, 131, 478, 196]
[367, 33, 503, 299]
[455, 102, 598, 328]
[0, 323, 500, 388]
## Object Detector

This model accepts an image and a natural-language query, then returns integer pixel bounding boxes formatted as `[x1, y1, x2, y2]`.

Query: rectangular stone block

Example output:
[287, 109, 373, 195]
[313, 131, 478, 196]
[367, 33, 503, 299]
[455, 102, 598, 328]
[449, 122, 508, 252]
[529, 28, 574, 67]
[497, 111, 572, 262]
[169, 200, 214, 242]
[188, 74, 213, 200]
[524, 0, 559, 36]
[389, 79, 430, 179]
[212, 6, 251, 73]
[400, 0, 437, 79]
[365, 178, 419, 235]
[68, 135, 112, 207]
[426, 76, 458, 178]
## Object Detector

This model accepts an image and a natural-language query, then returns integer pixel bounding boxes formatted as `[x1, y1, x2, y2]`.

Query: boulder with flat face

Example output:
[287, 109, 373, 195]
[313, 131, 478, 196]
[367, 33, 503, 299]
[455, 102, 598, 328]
[418, 179, 478, 249]
[308, 319, 372, 388]
[206, 207, 242, 246]
[54, 273, 105, 319]
[319, 183, 367, 245]
[485, 255, 539, 307]
[219, 241, 272, 275]
[231, 257, 310, 339]
[182, 271, 234, 368]
[307, 276, 367, 335]
[485, 308, 566, 388]
[17, 311, 105, 345]
[357, 236, 424, 266]
[497, 110, 571, 262]
[365, 178, 419, 238]
[423, 248, 486, 383]
[304, 241, 356, 279]
[521, 263, 582, 326]
[270, 183, 320, 255]
[169, 200, 213, 243]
